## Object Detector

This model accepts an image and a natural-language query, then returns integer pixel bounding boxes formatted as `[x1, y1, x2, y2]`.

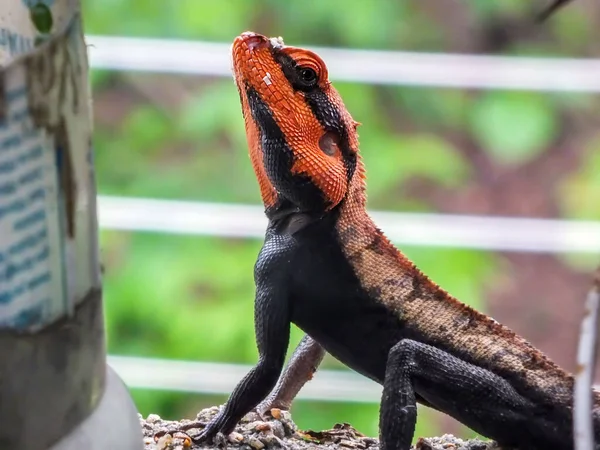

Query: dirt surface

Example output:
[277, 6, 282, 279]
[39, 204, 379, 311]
[140, 407, 498, 450]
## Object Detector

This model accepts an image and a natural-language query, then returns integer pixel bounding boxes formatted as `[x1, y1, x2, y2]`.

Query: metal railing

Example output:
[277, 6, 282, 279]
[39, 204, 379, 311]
[108, 355, 382, 403]
[86, 35, 600, 92]
[98, 196, 600, 254]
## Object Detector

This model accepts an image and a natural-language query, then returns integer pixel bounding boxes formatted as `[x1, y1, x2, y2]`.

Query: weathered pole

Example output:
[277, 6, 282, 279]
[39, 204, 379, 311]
[0, 1, 143, 449]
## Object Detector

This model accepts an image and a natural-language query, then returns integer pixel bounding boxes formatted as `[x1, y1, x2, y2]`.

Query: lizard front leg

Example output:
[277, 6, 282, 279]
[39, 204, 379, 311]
[191, 266, 292, 444]
[256, 334, 326, 416]
[379, 339, 555, 450]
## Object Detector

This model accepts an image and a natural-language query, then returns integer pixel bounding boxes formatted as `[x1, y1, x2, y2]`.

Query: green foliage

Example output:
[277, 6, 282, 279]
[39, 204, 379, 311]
[361, 132, 472, 208]
[469, 92, 558, 166]
[83, 0, 594, 443]
[29, 2, 53, 34]
[103, 232, 261, 362]
[558, 135, 600, 221]
[391, 88, 469, 130]
[549, 7, 593, 51]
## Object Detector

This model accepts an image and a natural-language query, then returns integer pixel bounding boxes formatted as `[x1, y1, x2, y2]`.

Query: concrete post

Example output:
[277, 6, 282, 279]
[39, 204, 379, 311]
[0, 1, 143, 449]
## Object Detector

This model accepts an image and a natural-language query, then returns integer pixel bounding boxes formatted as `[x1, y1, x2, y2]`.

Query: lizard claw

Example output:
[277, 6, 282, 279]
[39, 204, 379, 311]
[153, 420, 209, 444]
[253, 402, 272, 420]
[189, 419, 222, 445]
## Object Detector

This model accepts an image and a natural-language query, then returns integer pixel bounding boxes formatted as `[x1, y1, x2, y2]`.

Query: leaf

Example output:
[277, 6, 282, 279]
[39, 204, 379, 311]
[550, 7, 592, 50]
[392, 88, 468, 130]
[469, 92, 558, 166]
[29, 2, 53, 34]
[469, 0, 528, 19]
[361, 132, 472, 204]
[178, 83, 245, 145]
[121, 106, 171, 154]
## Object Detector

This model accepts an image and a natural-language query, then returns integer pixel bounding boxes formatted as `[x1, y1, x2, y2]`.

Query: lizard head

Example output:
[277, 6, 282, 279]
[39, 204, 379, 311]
[231, 31, 362, 217]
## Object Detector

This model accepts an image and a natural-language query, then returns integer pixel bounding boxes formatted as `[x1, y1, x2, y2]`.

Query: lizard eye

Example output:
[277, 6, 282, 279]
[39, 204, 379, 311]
[297, 67, 318, 87]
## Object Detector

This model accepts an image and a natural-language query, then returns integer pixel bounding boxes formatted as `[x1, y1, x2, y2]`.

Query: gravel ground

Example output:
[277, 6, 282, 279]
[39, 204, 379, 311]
[140, 406, 499, 450]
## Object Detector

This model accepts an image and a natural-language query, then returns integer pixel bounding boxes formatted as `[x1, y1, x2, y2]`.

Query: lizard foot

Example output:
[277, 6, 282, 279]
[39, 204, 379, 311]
[188, 418, 223, 445]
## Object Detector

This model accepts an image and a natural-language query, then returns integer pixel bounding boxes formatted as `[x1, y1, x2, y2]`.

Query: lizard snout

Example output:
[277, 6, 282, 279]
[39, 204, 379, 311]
[237, 32, 270, 51]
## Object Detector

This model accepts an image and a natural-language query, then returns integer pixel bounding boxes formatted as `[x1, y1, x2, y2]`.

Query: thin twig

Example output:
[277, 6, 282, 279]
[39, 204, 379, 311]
[537, 0, 574, 22]
[574, 266, 600, 450]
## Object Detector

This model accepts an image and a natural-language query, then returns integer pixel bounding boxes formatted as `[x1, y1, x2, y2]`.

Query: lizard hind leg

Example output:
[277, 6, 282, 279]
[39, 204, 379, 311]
[255, 334, 326, 417]
[379, 339, 566, 450]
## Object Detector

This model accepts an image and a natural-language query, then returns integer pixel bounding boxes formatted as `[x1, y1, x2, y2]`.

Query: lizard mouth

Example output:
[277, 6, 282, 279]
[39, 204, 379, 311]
[231, 32, 284, 60]
[233, 31, 284, 52]
[236, 32, 270, 51]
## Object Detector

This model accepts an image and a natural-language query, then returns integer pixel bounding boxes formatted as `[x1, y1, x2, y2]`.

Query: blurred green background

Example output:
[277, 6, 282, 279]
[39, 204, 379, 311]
[81, 0, 599, 442]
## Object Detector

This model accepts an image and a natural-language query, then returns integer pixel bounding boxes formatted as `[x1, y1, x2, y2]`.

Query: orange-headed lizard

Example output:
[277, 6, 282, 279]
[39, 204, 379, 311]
[189, 31, 600, 450]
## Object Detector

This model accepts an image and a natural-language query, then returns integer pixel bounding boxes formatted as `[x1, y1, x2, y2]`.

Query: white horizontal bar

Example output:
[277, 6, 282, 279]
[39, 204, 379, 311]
[107, 355, 382, 403]
[108, 355, 600, 403]
[97, 195, 600, 254]
[85, 35, 600, 92]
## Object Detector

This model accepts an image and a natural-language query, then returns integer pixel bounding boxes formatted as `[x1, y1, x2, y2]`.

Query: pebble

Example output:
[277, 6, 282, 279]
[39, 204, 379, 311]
[229, 432, 245, 443]
[248, 436, 266, 449]
[139, 406, 498, 450]
[146, 414, 161, 423]
[269, 420, 286, 439]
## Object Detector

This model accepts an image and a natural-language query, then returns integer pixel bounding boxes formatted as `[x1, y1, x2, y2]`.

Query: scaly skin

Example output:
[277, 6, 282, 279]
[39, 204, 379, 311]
[188, 32, 600, 450]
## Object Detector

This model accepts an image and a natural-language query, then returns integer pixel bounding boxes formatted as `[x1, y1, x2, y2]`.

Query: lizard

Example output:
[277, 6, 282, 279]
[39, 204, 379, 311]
[187, 31, 600, 450]
[250, 0, 582, 418]
[252, 0, 583, 419]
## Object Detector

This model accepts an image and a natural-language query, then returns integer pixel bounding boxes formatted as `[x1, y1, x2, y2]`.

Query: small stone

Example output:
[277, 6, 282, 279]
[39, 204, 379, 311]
[278, 409, 293, 421]
[361, 437, 378, 446]
[416, 437, 434, 450]
[229, 431, 245, 443]
[247, 421, 271, 432]
[146, 414, 161, 423]
[256, 422, 272, 432]
[339, 439, 357, 448]
[269, 421, 286, 439]
[155, 434, 172, 450]
[279, 416, 297, 436]
[270, 408, 282, 420]
[244, 411, 262, 423]
[249, 436, 266, 449]
[173, 432, 191, 445]
[197, 406, 220, 419]
[259, 434, 284, 448]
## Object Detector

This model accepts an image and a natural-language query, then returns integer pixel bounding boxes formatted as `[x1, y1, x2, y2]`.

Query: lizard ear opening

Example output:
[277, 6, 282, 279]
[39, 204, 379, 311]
[319, 131, 341, 158]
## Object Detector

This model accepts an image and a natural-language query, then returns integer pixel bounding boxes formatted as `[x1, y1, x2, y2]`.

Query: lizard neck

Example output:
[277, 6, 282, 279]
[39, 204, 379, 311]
[335, 175, 575, 403]
[335, 153, 391, 261]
